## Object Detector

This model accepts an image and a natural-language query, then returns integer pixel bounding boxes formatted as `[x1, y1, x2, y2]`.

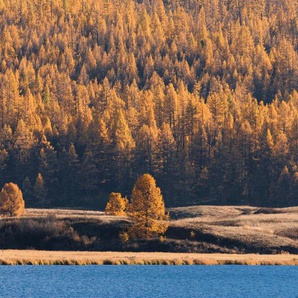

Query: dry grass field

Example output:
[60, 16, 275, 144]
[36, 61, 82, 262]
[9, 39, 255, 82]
[0, 250, 297, 265]
[0, 205, 297, 256]
[22, 208, 121, 221]
[168, 206, 298, 253]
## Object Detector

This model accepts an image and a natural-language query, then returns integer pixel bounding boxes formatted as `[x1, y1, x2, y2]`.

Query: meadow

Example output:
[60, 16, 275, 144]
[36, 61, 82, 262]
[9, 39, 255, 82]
[0, 206, 297, 257]
[168, 205, 298, 254]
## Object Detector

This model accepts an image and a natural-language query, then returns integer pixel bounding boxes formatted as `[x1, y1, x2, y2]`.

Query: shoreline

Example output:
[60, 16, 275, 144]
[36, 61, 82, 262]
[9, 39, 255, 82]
[0, 250, 297, 265]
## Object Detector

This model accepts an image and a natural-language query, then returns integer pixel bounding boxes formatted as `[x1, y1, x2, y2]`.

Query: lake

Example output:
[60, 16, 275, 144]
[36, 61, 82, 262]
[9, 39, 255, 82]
[0, 266, 297, 297]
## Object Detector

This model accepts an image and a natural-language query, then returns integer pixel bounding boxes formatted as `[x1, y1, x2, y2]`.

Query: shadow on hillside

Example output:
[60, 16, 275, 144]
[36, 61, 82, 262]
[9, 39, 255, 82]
[0, 216, 297, 254]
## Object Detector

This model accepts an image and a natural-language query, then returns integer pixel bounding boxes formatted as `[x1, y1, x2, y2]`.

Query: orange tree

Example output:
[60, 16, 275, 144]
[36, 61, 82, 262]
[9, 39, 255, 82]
[128, 174, 168, 239]
[0, 183, 25, 216]
[105, 192, 128, 216]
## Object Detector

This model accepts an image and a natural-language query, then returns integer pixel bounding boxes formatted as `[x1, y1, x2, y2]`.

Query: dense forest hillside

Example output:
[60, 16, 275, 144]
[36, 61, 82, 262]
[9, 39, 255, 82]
[0, 0, 298, 207]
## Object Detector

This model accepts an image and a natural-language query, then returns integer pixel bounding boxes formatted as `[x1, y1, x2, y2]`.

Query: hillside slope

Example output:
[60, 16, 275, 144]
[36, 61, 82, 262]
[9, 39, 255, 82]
[0, 206, 297, 253]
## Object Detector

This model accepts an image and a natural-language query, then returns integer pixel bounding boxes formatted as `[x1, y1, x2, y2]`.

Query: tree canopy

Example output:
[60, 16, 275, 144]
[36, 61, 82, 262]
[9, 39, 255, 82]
[0, 0, 297, 207]
[128, 174, 168, 239]
[105, 192, 127, 215]
[0, 183, 25, 216]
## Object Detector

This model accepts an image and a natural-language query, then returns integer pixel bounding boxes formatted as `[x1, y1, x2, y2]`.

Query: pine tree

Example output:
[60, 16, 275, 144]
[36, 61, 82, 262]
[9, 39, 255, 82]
[34, 173, 47, 206]
[113, 110, 135, 153]
[112, 110, 135, 192]
[22, 176, 33, 206]
[38, 137, 58, 199]
[0, 182, 25, 216]
[80, 147, 99, 198]
[0, 149, 8, 187]
[128, 174, 168, 239]
[65, 143, 81, 206]
[105, 192, 127, 216]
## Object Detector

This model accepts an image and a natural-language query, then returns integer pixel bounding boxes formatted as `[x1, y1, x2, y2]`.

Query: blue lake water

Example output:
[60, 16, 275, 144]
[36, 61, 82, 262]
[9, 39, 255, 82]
[0, 265, 297, 298]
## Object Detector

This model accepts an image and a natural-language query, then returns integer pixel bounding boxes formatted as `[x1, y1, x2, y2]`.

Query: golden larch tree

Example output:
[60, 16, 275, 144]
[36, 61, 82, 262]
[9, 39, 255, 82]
[105, 192, 128, 216]
[128, 174, 168, 239]
[34, 173, 47, 206]
[0, 183, 25, 216]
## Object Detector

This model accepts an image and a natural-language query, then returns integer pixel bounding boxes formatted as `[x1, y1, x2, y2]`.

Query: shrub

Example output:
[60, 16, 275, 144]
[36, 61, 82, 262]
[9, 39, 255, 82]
[119, 231, 129, 243]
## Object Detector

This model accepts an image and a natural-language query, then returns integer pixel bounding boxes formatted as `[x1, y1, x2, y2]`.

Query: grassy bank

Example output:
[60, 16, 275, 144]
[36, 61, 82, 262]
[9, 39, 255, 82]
[0, 250, 298, 265]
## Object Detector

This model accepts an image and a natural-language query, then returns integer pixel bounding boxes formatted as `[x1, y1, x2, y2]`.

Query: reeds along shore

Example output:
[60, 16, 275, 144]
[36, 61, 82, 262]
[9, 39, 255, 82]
[0, 251, 298, 266]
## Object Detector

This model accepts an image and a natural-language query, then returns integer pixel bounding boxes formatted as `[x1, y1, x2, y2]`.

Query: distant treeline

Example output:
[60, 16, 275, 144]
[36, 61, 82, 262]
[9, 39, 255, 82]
[0, 0, 298, 207]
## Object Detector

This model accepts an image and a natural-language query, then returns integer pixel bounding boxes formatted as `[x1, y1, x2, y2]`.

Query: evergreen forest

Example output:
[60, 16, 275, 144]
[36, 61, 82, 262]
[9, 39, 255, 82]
[1, 0, 298, 208]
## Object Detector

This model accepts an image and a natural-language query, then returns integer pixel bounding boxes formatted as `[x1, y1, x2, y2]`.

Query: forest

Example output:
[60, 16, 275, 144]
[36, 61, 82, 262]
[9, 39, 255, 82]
[0, 0, 298, 208]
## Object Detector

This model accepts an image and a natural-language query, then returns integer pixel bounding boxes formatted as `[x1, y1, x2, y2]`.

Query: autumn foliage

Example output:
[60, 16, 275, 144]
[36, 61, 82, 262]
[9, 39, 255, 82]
[0, 0, 298, 207]
[128, 174, 168, 239]
[105, 192, 128, 216]
[0, 183, 25, 217]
